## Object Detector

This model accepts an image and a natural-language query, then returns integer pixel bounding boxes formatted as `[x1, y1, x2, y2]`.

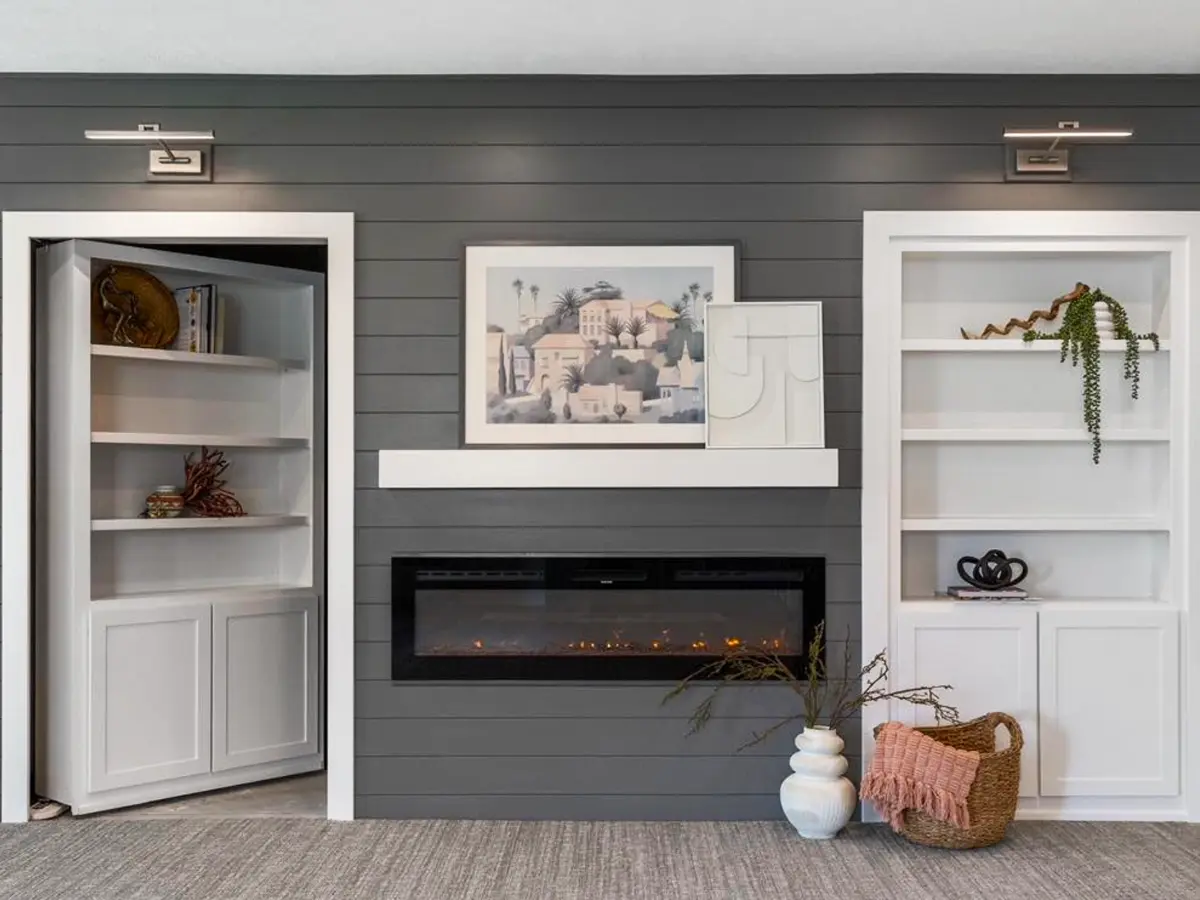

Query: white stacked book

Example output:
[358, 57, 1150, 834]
[171, 284, 226, 354]
[945, 585, 1032, 601]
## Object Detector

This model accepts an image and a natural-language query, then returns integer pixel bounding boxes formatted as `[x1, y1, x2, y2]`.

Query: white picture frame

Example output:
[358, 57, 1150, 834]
[463, 243, 737, 446]
[704, 301, 826, 449]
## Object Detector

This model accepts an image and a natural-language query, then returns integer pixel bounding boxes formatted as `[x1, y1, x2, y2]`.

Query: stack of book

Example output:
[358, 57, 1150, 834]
[945, 585, 1030, 601]
[171, 284, 226, 354]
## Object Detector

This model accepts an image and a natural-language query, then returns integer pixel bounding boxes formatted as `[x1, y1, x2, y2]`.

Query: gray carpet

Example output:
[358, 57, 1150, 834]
[1, 819, 1198, 900]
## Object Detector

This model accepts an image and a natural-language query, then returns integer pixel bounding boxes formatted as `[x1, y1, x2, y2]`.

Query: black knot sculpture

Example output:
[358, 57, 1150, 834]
[956, 549, 1028, 590]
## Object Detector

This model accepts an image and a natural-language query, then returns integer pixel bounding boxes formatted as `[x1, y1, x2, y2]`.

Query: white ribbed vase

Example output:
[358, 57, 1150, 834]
[779, 726, 857, 839]
[1093, 300, 1115, 340]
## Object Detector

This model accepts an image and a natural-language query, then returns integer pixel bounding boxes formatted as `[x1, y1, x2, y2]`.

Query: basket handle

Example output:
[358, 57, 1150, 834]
[988, 711, 1024, 755]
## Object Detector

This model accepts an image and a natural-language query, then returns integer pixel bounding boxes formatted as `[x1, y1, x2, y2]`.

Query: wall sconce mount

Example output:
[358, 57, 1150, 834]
[1002, 120, 1133, 182]
[83, 123, 216, 182]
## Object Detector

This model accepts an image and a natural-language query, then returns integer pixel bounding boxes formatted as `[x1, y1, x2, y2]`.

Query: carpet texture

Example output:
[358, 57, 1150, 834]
[1, 819, 1198, 900]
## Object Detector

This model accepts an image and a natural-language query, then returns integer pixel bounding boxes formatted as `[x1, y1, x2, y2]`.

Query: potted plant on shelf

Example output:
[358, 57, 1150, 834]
[664, 621, 958, 840]
[1021, 285, 1158, 464]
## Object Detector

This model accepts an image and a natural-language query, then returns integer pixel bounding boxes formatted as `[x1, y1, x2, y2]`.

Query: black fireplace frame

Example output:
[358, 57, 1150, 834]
[391, 555, 825, 681]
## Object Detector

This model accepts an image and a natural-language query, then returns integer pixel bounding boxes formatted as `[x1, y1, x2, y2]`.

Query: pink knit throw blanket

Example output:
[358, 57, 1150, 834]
[860, 722, 981, 831]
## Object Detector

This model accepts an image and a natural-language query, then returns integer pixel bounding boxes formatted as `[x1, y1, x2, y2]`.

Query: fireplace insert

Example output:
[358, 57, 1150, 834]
[391, 555, 824, 680]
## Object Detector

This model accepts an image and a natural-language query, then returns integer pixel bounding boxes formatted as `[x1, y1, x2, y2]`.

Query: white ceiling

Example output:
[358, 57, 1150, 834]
[3, 0, 1199, 75]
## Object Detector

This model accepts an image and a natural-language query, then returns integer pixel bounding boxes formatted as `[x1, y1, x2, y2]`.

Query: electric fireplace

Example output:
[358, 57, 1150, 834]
[391, 555, 824, 680]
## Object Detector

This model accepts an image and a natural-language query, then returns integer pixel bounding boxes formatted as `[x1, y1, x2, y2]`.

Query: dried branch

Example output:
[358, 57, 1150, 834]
[663, 618, 959, 749]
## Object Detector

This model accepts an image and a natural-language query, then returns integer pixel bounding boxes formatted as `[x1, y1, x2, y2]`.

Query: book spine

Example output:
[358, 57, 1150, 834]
[199, 289, 210, 353]
[214, 290, 225, 354]
[188, 291, 200, 353]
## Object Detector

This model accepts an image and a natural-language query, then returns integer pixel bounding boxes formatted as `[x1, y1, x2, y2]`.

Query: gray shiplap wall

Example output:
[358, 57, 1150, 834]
[3, 74, 1200, 819]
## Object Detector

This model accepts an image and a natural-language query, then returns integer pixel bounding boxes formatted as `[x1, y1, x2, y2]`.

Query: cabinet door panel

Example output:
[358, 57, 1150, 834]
[1039, 608, 1179, 797]
[89, 602, 212, 792]
[895, 606, 1039, 797]
[213, 594, 320, 771]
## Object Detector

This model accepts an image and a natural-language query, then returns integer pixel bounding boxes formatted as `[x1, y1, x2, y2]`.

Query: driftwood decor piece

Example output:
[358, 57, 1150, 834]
[182, 446, 247, 517]
[959, 282, 1088, 340]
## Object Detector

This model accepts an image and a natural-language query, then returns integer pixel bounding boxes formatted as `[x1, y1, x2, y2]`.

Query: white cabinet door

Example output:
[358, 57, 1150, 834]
[212, 593, 320, 772]
[1039, 608, 1179, 797]
[88, 602, 212, 792]
[895, 605, 1039, 797]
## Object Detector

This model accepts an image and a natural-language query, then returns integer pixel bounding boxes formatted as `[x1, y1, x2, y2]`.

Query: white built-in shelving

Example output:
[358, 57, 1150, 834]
[863, 212, 1197, 822]
[35, 239, 325, 815]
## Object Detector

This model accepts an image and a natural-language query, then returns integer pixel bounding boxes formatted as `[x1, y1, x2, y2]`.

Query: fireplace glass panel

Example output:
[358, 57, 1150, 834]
[392, 556, 824, 680]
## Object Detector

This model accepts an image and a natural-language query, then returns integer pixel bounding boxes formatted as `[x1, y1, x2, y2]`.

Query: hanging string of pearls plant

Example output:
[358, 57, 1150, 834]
[1022, 285, 1158, 463]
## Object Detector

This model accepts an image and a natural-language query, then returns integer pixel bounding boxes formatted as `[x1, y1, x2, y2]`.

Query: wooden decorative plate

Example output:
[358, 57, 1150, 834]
[91, 264, 180, 349]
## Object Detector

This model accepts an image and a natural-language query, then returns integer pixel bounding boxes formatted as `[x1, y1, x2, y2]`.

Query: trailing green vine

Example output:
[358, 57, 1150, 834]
[1023, 287, 1158, 463]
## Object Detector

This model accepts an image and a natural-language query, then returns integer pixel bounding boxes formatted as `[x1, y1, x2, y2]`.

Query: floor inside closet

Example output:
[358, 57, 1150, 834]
[93, 773, 325, 821]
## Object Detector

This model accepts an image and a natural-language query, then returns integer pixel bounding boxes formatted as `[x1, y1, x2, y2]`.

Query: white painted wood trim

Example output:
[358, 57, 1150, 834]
[858, 211, 899, 823]
[377, 448, 839, 489]
[1184, 221, 1200, 824]
[323, 212, 356, 821]
[0, 211, 356, 824]
[1, 219, 35, 824]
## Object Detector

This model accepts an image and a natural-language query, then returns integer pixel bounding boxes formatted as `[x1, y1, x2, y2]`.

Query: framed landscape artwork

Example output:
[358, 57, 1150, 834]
[463, 243, 738, 446]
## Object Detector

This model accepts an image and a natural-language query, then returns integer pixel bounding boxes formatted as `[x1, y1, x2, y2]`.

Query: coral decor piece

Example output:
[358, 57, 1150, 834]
[182, 446, 247, 517]
[959, 282, 1087, 340]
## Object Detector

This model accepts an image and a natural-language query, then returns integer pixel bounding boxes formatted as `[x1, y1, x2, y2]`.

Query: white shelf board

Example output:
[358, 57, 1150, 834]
[901, 339, 1168, 353]
[900, 516, 1168, 532]
[91, 584, 315, 604]
[901, 428, 1169, 443]
[91, 515, 308, 532]
[92, 344, 303, 370]
[92, 431, 309, 448]
[378, 448, 839, 489]
[900, 597, 1166, 613]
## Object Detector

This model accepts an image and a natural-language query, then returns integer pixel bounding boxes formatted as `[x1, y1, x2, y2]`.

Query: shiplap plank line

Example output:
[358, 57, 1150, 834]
[9, 183, 1200, 221]
[7, 144, 1200, 186]
[3, 74, 1198, 107]
[351, 259, 863, 299]
[352, 564, 864, 607]
[354, 334, 861, 375]
[353, 487, 861, 529]
[4, 106, 1200, 146]
[353, 410, 862, 450]
[354, 373, 862, 414]
[353, 296, 864, 338]
[355, 639, 861, 681]
[353, 793, 795, 820]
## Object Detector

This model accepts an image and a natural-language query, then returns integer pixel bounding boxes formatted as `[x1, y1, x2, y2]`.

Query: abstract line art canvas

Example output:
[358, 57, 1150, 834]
[705, 302, 825, 448]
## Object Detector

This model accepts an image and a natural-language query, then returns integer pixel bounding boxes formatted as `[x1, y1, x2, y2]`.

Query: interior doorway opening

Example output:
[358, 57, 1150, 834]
[3, 211, 356, 824]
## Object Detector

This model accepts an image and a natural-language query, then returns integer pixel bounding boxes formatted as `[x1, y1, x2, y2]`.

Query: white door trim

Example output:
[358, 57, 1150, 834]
[1, 211, 356, 822]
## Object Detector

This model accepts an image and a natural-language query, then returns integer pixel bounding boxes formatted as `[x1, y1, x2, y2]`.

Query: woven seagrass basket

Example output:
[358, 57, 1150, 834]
[872, 712, 1023, 850]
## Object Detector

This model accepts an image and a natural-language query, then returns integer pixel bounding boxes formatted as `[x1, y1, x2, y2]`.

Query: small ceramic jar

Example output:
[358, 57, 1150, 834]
[145, 485, 185, 519]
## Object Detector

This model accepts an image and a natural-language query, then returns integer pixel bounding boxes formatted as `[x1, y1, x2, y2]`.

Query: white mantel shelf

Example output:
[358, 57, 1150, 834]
[378, 448, 839, 489]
